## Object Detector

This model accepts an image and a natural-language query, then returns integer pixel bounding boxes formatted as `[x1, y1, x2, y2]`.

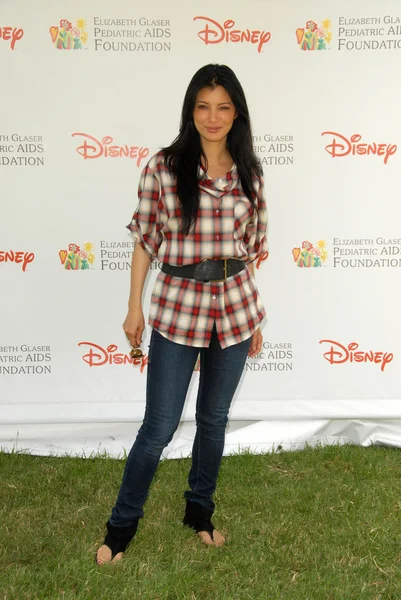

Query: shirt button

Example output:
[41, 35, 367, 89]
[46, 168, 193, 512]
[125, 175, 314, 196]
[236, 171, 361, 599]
[216, 235, 220, 240]
[212, 295, 217, 300]
[215, 209, 219, 214]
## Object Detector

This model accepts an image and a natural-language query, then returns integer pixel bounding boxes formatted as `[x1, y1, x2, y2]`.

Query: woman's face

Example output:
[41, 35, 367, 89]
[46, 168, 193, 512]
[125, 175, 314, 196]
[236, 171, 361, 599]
[193, 85, 237, 145]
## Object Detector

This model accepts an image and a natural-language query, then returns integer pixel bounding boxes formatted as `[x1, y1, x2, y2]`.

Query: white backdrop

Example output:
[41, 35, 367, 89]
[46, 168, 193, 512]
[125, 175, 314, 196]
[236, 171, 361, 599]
[1, 0, 400, 457]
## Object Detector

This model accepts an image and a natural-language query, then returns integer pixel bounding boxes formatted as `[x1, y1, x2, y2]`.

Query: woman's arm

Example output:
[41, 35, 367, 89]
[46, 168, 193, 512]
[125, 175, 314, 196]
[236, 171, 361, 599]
[123, 243, 151, 348]
[128, 243, 151, 310]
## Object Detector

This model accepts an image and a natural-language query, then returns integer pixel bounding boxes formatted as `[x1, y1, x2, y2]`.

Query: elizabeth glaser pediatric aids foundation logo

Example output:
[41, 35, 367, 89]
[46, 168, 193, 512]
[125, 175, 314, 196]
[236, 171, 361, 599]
[0, 344, 52, 375]
[246, 341, 293, 373]
[0, 133, 45, 167]
[50, 18, 88, 49]
[59, 243, 94, 270]
[296, 19, 332, 50]
[292, 240, 327, 268]
[338, 15, 401, 52]
[93, 16, 171, 52]
[253, 133, 295, 167]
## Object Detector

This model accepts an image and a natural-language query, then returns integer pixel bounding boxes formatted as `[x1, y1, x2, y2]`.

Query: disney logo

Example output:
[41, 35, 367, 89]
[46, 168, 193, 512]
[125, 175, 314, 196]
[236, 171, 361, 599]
[193, 17, 271, 53]
[255, 251, 269, 270]
[0, 250, 34, 272]
[78, 342, 148, 373]
[319, 340, 393, 372]
[0, 27, 24, 50]
[321, 132, 397, 165]
[71, 133, 149, 167]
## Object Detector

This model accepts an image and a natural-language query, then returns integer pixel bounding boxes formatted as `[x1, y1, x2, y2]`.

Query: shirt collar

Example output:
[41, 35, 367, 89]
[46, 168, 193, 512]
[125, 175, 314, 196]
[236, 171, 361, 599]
[198, 163, 238, 197]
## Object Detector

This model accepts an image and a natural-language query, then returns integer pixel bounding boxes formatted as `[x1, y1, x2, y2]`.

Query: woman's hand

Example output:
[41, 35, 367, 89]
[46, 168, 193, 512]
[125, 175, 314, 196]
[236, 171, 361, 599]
[248, 327, 263, 358]
[123, 309, 145, 348]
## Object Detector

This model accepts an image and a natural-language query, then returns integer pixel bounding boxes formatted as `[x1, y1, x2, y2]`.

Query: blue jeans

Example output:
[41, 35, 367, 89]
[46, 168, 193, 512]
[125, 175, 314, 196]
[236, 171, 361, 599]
[110, 325, 252, 527]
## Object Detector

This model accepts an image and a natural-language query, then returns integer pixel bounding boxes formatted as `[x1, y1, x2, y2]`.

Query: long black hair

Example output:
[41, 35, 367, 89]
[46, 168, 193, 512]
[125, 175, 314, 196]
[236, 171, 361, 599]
[163, 64, 262, 235]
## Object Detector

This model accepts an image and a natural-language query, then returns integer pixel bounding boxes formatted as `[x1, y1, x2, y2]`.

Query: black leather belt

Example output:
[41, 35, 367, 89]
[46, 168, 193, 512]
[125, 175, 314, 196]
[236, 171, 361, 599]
[161, 259, 246, 282]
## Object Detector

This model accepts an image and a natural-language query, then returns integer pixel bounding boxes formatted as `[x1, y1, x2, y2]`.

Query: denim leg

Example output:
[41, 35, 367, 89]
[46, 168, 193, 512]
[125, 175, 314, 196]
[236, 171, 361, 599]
[110, 329, 199, 526]
[184, 328, 252, 512]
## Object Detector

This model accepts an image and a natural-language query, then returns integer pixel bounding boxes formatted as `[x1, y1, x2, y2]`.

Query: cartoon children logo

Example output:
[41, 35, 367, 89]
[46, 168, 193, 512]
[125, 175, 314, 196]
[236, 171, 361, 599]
[49, 18, 87, 49]
[296, 19, 332, 50]
[292, 240, 327, 267]
[59, 242, 94, 270]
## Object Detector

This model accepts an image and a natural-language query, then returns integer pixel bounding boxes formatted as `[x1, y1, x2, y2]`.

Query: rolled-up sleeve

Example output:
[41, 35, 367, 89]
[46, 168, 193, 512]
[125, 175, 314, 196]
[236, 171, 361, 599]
[246, 177, 268, 263]
[126, 162, 164, 262]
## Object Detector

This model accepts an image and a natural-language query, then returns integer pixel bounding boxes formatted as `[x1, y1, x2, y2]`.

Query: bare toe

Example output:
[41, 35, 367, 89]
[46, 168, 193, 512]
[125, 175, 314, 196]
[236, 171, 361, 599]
[96, 544, 112, 565]
[111, 551, 124, 563]
[197, 529, 225, 547]
[197, 531, 215, 546]
[212, 529, 225, 547]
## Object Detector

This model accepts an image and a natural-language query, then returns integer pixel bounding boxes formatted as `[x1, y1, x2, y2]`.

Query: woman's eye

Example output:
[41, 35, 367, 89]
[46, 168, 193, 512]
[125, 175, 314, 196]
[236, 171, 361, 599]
[198, 105, 207, 109]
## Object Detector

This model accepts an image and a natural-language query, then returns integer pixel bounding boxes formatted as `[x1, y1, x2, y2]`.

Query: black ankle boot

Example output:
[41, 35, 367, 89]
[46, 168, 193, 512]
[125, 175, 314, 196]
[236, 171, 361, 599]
[183, 500, 215, 540]
[100, 520, 138, 560]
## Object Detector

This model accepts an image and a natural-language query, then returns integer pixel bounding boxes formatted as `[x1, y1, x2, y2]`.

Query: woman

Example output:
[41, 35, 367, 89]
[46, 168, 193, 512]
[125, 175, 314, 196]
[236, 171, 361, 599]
[96, 63, 268, 564]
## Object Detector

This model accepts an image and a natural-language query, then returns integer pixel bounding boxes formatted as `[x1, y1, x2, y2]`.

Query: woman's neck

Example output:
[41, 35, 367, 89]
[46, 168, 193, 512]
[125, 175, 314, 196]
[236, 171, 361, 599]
[201, 140, 232, 167]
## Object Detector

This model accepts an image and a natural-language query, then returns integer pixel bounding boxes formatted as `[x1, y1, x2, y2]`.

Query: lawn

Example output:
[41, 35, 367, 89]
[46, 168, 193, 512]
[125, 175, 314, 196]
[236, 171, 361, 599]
[1, 444, 401, 599]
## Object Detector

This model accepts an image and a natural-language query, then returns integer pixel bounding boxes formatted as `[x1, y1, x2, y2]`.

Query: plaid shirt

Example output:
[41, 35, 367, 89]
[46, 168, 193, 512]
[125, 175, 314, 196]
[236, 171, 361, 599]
[127, 151, 267, 349]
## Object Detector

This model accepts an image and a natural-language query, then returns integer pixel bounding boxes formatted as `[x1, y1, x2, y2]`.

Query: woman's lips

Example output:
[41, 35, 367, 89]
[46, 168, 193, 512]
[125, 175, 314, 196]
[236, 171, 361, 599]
[206, 127, 221, 133]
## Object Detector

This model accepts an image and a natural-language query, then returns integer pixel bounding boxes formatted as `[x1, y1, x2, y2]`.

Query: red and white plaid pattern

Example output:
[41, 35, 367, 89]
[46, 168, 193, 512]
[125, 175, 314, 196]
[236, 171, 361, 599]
[127, 152, 268, 348]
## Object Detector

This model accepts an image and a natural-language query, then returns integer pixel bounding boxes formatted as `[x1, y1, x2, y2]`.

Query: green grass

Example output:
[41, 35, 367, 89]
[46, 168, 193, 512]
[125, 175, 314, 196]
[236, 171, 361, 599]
[1, 445, 401, 600]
